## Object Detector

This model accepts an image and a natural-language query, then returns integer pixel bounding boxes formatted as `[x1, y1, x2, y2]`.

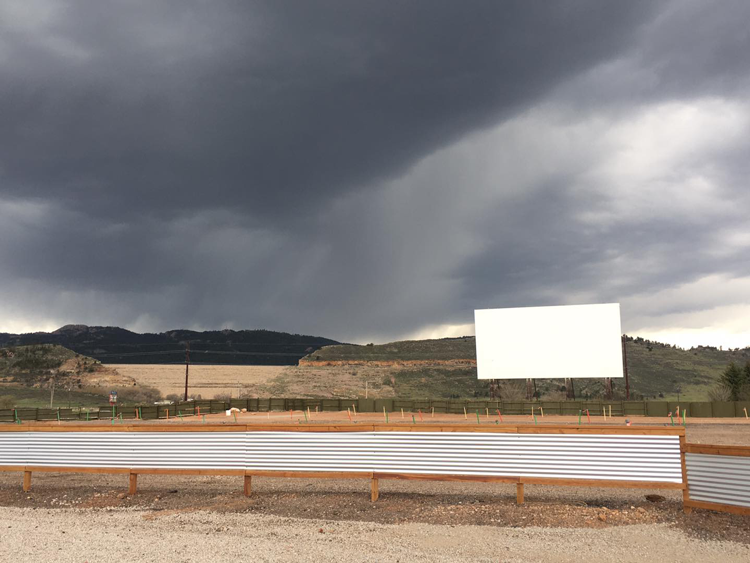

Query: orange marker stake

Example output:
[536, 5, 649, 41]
[347, 408, 352, 422]
[586, 409, 591, 424]
[196, 406, 200, 416]
[290, 409, 293, 420]
[418, 410, 423, 422]
[496, 409, 503, 423]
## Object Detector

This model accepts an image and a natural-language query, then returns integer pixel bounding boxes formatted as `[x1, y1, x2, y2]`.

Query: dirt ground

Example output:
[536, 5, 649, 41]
[109, 363, 406, 398]
[109, 364, 287, 397]
[2, 506, 748, 563]
[19, 409, 750, 445]
[1, 464, 749, 553]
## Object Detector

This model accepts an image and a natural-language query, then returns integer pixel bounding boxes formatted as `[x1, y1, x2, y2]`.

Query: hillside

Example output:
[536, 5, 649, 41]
[301, 337, 475, 364]
[0, 325, 340, 366]
[0, 344, 135, 408]
[299, 335, 750, 401]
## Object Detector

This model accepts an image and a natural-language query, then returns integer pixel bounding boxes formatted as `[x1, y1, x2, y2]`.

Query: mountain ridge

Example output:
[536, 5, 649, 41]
[0, 325, 340, 365]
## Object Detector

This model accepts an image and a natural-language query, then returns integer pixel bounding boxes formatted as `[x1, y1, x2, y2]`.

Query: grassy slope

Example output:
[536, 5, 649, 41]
[0, 344, 78, 376]
[625, 339, 750, 400]
[308, 337, 476, 361]
[0, 344, 108, 407]
[0, 386, 108, 408]
[303, 336, 750, 401]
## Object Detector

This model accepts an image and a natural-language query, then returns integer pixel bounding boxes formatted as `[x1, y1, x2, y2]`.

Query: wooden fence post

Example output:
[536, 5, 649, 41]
[679, 435, 691, 513]
[371, 477, 379, 502]
[128, 473, 138, 495]
[516, 482, 524, 505]
[23, 471, 31, 492]
[244, 475, 252, 497]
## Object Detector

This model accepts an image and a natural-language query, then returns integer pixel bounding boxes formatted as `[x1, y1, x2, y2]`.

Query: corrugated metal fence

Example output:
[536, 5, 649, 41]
[0, 425, 687, 507]
[244, 431, 683, 482]
[0, 429, 682, 482]
[3, 424, 749, 515]
[684, 444, 750, 515]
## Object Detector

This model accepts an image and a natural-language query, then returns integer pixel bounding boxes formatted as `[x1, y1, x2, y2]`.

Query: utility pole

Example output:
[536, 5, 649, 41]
[565, 378, 575, 400]
[184, 341, 190, 402]
[622, 335, 630, 400]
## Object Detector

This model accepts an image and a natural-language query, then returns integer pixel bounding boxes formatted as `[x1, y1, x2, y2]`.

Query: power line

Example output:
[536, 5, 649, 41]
[92, 349, 306, 358]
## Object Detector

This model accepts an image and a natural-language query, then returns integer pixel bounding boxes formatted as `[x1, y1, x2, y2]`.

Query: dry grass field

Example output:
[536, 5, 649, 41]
[108, 364, 287, 398]
[109, 363, 408, 399]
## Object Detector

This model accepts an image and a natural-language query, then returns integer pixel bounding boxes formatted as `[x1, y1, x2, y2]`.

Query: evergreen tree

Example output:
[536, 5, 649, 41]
[719, 362, 748, 401]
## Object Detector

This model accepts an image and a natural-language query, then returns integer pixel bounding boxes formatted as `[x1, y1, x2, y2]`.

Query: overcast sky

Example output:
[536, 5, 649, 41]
[1, 0, 749, 347]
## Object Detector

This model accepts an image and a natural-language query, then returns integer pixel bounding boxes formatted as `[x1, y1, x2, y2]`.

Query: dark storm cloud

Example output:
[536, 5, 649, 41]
[1, 0, 750, 344]
[0, 0, 657, 218]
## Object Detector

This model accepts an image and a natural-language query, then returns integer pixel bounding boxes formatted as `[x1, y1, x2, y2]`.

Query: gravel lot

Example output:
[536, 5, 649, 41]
[1, 506, 749, 563]
[1, 470, 749, 562]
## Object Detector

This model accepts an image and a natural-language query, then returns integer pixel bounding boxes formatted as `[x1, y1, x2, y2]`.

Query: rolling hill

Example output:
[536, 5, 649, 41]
[299, 335, 750, 401]
[0, 325, 340, 365]
[0, 344, 135, 408]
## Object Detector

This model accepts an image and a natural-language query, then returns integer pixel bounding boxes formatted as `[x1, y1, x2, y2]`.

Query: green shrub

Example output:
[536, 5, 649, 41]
[80, 385, 164, 405]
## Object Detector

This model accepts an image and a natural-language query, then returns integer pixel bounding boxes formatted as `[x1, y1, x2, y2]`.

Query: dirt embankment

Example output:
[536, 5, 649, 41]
[298, 359, 476, 367]
[58, 359, 135, 388]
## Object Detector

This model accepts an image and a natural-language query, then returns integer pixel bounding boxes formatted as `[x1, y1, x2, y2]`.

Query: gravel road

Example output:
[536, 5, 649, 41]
[1, 506, 749, 563]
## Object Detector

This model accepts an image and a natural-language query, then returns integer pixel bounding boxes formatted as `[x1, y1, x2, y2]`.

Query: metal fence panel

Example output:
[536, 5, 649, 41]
[0, 430, 682, 483]
[244, 431, 683, 481]
[1, 432, 246, 470]
[686, 453, 750, 508]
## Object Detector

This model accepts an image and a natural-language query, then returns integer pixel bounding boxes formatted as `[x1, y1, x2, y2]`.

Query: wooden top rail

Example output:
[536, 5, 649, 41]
[684, 443, 750, 457]
[0, 423, 685, 435]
